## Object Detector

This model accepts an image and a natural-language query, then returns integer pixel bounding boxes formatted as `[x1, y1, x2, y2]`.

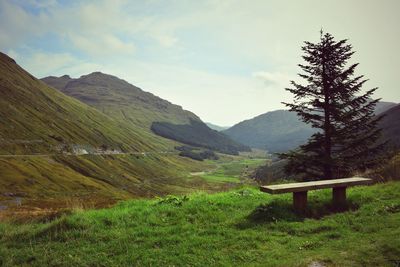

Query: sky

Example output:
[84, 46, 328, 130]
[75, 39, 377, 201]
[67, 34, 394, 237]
[1, 0, 399, 126]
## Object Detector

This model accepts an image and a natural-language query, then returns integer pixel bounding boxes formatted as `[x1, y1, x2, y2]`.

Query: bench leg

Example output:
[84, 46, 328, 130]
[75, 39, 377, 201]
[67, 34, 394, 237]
[333, 186, 347, 208]
[293, 191, 307, 214]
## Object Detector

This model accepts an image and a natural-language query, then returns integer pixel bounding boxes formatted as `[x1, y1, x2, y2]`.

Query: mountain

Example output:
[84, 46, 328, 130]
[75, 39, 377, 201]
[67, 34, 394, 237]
[253, 105, 400, 183]
[379, 104, 400, 148]
[0, 52, 216, 202]
[42, 72, 248, 154]
[223, 110, 315, 153]
[205, 122, 230, 131]
[42, 72, 198, 128]
[0, 53, 166, 154]
[224, 101, 398, 153]
[151, 119, 249, 154]
[374, 101, 398, 115]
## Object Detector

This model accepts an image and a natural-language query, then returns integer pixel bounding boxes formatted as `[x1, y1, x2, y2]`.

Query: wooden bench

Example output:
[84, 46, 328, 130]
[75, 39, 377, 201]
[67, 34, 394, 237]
[260, 177, 372, 213]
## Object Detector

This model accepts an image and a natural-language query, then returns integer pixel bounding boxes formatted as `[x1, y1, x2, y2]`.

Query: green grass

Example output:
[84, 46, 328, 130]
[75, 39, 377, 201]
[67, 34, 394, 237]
[1, 182, 399, 266]
[0, 154, 263, 214]
[199, 158, 266, 183]
[0, 155, 262, 203]
[215, 158, 266, 176]
[0, 154, 212, 202]
[200, 174, 241, 183]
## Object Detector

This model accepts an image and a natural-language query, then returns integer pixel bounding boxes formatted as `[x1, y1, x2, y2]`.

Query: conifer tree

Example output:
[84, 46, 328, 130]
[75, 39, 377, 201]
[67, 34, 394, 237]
[280, 31, 384, 180]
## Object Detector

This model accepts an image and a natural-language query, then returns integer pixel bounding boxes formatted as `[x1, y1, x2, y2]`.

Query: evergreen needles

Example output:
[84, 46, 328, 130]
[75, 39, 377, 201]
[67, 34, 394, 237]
[280, 31, 385, 180]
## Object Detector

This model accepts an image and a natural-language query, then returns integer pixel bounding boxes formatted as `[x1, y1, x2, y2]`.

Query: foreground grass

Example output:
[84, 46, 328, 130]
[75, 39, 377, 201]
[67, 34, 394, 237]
[1, 182, 400, 266]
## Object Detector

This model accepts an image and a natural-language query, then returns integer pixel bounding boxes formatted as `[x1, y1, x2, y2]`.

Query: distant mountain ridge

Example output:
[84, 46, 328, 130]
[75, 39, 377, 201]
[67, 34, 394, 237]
[42, 72, 248, 154]
[379, 103, 400, 148]
[223, 101, 398, 153]
[152, 119, 249, 155]
[206, 122, 230, 131]
[223, 110, 315, 153]
[374, 101, 398, 115]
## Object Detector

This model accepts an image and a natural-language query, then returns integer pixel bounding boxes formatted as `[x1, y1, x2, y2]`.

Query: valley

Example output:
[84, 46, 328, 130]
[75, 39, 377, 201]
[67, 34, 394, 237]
[0, 52, 255, 220]
[0, 3, 399, 265]
[0, 50, 398, 223]
[0, 152, 268, 221]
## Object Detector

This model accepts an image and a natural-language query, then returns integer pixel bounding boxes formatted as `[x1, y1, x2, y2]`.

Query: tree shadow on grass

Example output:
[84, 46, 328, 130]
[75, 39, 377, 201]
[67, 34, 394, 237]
[306, 197, 360, 219]
[236, 198, 360, 229]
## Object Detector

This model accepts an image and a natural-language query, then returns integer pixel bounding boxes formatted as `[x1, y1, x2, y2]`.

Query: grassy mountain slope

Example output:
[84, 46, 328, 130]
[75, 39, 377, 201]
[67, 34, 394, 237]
[224, 102, 398, 153]
[42, 72, 198, 128]
[1, 182, 399, 266]
[380, 104, 400, 148]
[223, 110, 315, 153]
[0, 154, 210, 202]
[0, 52, 216, 204]
[0, 52, 167, 154]
[42, 73, 248, 154]
[152, 119, 250, 155]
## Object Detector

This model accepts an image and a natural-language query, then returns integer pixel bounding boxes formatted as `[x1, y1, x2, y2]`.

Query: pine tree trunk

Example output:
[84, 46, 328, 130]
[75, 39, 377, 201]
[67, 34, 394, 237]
[323, 103, 333, 179]
[322, 56, 333, 180]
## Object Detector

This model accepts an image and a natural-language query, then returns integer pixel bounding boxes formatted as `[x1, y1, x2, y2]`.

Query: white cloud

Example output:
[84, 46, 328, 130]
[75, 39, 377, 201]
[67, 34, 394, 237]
[0, 1, 140, 56]
[0, 1, 47, 48]
[6, 49, 19, 60]
[17, 51, 101, 78]
[252, 71, 293, 88]
[151, 33, 178, 48]
[80, 59, 290, 125]
[1, 0, 399, 125]
[20, 52, 77, 76]
[24, 0, 57, 9]
[68, 33, 135, 56]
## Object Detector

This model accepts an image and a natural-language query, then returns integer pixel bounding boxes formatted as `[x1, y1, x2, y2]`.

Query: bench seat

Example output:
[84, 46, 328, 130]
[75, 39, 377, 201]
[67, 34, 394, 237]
[260, 177, 372, 194]
[260, 177, 372, 213]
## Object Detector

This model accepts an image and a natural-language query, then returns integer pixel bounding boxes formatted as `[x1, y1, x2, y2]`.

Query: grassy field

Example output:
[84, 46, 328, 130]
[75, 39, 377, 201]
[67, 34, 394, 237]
[0, 154, 208, 199]
[1, 181, 399, 266]
[198, 158, 266, 184]
[0, 155, 266, 221]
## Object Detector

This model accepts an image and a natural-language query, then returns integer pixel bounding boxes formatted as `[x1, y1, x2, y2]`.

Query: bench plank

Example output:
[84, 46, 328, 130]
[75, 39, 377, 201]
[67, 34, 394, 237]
[260, 177, 372, 194]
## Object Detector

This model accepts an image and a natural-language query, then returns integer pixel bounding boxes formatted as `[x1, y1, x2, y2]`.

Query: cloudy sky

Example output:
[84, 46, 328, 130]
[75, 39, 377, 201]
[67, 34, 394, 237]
[1, 0, 399, 126]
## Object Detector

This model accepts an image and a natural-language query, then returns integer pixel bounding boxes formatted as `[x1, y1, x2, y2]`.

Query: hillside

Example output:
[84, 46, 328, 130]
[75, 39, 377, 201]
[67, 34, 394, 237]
[0, 153, 213, 204]
[251, 105, 400, 183]
[42, 73, 247, 154]
[152, 119, 250, 155]
[374, 101, 398, 115]
[223, 110, 315, 153]
[42, 72, 198, 128]
[224, 102, 398, 153]
[1, 182, 399, 266]
[0, 52, 165, 154]
[379, 104, 400, 148]
[205, 122, 230, 131]
[0, 52, 220, 204]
